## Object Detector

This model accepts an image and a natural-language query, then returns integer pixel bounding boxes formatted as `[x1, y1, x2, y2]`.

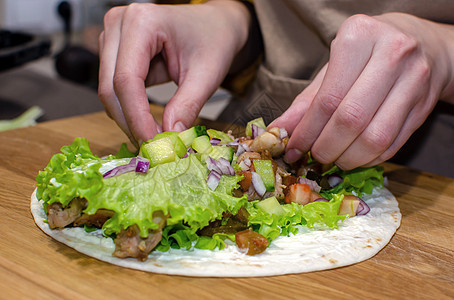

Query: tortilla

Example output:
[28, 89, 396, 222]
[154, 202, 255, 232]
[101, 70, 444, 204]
[31, 186, 401, 277]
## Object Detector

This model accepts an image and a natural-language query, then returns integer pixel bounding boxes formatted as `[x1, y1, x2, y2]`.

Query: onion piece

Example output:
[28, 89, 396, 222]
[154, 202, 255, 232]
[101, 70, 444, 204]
[327, 174, 343, 188]
[218, 157, 235, 175]
[279, 128, 288, 139]
[251, 171, 266, 197]
[227, 139, 239, 146]
[103, 158, 137, 179]
[314, 198, 329, 202]
[356, 198, 370, 215]
[210, 138, 221, 145]
[135, 156, 150, 173]
[206, 157, 222, 174]
[251, 124, 266, 139]
[298, 177, 321, 193]
[236, 142, 250, 157]
[206, 170, 221, 190]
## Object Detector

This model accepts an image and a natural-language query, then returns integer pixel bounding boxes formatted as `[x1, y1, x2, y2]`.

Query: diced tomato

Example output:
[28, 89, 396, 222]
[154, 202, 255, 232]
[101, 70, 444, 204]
[338, 195, 360, 216]
[238, 171, 252, 191]
[284, 183, 311, 205]
[235, 228, 269, 255]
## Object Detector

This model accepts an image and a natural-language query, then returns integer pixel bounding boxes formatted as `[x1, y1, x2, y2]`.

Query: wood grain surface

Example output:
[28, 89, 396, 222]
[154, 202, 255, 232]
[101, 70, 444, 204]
[0, 105, 452, 300]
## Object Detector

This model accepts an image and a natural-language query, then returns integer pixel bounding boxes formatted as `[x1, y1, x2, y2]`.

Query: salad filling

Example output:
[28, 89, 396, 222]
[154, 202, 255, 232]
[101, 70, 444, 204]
[36, 118, 384, 261]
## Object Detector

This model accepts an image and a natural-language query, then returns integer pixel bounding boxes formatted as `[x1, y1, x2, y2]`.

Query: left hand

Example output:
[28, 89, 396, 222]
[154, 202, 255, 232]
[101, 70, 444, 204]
[270, 13, 454, 170]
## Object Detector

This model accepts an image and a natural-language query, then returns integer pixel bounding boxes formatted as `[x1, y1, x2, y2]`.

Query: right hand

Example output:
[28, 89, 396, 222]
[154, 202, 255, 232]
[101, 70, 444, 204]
[98, 1, 251, 146]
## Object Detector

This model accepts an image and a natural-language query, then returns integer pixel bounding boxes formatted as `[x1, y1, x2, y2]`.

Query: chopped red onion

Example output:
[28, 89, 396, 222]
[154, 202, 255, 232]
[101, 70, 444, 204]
[206, 157, 222, 174]
[236, 143, 250, 156]
[227, 139, 239, 146]
[356, 198, 370, 215]
[210, 138, 221, 145]
[238, 160, 249, 171]
[327, 174, 343, 188]
[206, 170, 221, 190]
[298, 177, 321, 193]
[251, 124, 265, 139]
[205, 157, 234, 175]
[251, 171, 266, 197]
[279, 128, 288, 139]
[314, 198, 329, 202]
[218, 157, 235, 175]
[103, 158, 137, 179]
[135, 156, 150, 173]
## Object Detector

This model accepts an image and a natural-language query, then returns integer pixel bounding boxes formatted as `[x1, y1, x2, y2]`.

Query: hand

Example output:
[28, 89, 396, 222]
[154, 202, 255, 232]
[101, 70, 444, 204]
[98, 1, 251, 146]
[270, 13, 454, 169]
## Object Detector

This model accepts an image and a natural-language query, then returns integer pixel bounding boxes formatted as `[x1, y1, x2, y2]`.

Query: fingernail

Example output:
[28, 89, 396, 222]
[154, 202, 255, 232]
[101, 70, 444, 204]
[173, 121, 187, 132]
[284, 148, 303, 164]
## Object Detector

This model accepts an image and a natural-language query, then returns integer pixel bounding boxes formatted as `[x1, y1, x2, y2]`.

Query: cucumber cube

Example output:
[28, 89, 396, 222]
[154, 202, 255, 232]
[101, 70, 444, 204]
[256, 196, 285, 216]
[140, 137, 176, 167]
[253, 159, 275, 191]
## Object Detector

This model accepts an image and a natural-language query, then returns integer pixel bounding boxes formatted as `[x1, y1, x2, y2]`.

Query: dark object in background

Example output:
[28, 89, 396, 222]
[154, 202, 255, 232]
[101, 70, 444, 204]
[54, 1, 99, 90]
[0, 30, 51, 72]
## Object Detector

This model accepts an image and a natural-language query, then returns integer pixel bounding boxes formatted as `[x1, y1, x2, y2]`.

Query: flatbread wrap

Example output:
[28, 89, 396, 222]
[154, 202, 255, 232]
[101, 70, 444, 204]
[31, 118, 401, 277]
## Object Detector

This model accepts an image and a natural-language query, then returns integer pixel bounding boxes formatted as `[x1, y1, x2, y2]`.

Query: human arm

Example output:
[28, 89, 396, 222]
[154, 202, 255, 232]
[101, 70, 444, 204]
[270, 12, 454, 170]
[98, 0, 254, 146]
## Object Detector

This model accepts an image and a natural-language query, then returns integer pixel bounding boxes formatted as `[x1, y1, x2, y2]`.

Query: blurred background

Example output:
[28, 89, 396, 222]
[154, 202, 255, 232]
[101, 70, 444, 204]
[0, 0, 452, 177]
[0, 0, 230, 124]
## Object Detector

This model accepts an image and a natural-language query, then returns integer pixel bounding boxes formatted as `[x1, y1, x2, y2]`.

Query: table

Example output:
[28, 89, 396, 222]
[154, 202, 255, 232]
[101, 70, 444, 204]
[0, 105, 453, 299]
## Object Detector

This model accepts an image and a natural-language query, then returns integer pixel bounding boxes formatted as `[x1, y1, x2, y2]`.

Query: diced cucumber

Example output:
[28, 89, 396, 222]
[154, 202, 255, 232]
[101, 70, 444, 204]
[207, 129, 233, 144]
[192, 135, 212, 154]
[253, 159, 275, 191]
[139, 137, 176, 167]
[256, 196, 285, 216]
[178, 126, 207, 147]
[207, 145, 234, 162]
[150, 131, 186, 158]
[246, 117, 266, 137]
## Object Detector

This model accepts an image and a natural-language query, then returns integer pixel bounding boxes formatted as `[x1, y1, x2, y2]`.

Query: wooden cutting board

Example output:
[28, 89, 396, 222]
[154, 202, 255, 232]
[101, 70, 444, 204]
[0, 106, 452, 299]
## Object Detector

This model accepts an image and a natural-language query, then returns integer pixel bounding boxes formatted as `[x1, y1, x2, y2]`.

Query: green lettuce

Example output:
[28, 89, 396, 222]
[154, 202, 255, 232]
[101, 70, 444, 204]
[36, 138, 247, 241]
[246, 195, 346, 242]
[322, 165, 384, 198]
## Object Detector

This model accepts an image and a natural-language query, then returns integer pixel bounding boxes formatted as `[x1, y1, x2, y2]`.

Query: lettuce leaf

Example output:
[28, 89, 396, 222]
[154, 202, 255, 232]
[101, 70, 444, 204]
[246, 195, 346, 242]
[36, 138, 247, 239]
[322, 165, 384, 198]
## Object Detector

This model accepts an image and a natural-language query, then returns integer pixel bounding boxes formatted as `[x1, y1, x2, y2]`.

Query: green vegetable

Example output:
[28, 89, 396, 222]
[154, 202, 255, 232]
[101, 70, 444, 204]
[147, 131, 187, 158]
[178, 126, 207, 147]
[139, 137, 176, 167]
[205, 145, 234, 162]
[256, 196, 285, 216]
[253, 159, 275, 191]
[0, 106, 43, 131]
[245, 117, 266, 137]
[207, 128, 233, 144]
[192, 135, 212, 154]
[322, 166, 384, 198]
[37, 138, 247, 241]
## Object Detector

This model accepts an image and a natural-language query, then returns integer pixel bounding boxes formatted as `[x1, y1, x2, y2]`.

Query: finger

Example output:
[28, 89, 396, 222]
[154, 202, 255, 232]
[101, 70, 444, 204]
[310, 50, 403, 165]
[98, 7, 135, 143]
[268, 64, 327, 135]
[338, 54, 435, 169]
[364, 99, 435, 167]
[162, 56, 231, 132]
[113, 6, 163, 142]
[284, 30, 375, 163]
